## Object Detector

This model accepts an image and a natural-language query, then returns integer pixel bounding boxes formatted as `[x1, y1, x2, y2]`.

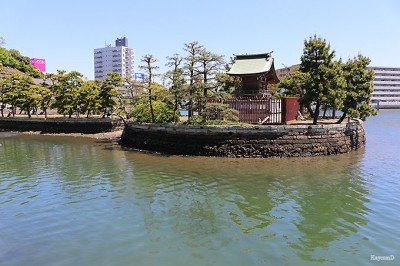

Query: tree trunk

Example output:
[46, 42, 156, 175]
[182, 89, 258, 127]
[149, 89, 155, 123]
[322, 105, 327, 119]
[44, 108, 47, 119]
[337, 111, 347, 124]
[306, 103, 315, 118]
[188, 97, 193, 118]
[173, 93, 178, 124]
[188, 68, 195, 119]
[313, 102, 320, 125]
[332, 108, 336, 119]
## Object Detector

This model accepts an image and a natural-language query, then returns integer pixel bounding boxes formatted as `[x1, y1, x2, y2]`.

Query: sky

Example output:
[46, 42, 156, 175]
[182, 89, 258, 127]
[1, 0, 400, 80]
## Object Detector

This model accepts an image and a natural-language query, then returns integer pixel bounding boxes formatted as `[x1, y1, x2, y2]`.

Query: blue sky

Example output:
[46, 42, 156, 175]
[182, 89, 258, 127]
[1, 0, 399, 80]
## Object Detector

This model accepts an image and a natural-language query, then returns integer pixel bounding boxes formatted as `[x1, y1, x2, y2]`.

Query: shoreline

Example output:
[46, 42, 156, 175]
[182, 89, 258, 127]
[1, 129, 123, 142]
[121, 121, 365, 158]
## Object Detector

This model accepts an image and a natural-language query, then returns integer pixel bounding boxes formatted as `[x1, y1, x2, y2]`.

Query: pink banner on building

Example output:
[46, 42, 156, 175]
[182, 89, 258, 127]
[30, 58, 46, 72]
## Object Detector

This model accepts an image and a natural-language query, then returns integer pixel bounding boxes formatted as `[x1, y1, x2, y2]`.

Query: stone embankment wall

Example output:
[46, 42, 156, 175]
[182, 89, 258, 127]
[0, 118, 122, 134]
[121, 121, 365, 158]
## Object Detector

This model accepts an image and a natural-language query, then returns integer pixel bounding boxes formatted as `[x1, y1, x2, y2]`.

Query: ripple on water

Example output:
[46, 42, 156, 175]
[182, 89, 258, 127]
[1, 112, 400, 265]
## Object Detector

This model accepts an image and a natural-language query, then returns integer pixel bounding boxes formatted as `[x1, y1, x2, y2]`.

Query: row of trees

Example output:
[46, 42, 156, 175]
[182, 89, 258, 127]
[1, 36, 376, 124]
[0, 71, 122, 118]
[279, 35, 376, 124]
[0, 41, 237, 123]
[131, 41, 239, 123]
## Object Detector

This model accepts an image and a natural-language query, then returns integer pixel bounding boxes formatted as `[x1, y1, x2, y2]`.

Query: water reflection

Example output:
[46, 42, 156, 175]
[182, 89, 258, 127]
[0, 133, 373, 264]
[118, 149, 372, 261]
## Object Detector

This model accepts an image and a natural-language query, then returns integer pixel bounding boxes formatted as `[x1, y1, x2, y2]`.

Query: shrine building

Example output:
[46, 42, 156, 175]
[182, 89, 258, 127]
[227, 52, 280, 96]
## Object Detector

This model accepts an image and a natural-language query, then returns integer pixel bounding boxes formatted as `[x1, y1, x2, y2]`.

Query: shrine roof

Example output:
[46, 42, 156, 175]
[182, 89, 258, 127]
[227, 53, 274, 76]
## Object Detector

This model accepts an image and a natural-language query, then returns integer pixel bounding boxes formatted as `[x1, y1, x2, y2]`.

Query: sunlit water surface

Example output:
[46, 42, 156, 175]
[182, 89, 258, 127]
[0, 110, 399, 266]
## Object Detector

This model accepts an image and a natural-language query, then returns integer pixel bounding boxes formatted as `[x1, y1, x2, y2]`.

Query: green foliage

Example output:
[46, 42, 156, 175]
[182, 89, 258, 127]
[278, 70, 309, 99]
[51, 70, 84, 117]
[0, 73, 35, 117]
[99, 72, 122, 116]
[338, 54, 377, 122]
[300, 35, 338, 124]
[185, 115, 204, 125]
[80, 80, 101, 117]
[165, 54, 186, 120]
[279, 35, 375, 124]
[205, 102, 239, 122]
[130, 99, 177, 123]
[213, 72, 237, 97]
[34, 83, 52, 118]
[139, 54, 159, 123]
[0, 47, 42, 78]
[0, 69, 122, 118]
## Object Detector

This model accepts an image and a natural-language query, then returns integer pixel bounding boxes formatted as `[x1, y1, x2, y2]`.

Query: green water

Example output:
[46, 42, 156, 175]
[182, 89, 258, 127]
[1, 110, 399, 266]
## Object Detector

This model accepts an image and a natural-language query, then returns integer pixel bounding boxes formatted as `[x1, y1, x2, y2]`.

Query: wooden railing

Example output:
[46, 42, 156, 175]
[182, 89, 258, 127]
[208, 96, 282, 124]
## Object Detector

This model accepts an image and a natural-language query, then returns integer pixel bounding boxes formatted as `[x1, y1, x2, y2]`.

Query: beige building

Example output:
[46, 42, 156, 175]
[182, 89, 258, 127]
[275, 64, 299, 80]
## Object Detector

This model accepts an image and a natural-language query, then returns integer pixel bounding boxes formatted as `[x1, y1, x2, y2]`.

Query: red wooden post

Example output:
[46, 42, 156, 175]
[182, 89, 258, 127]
[281, 97, 300, 124]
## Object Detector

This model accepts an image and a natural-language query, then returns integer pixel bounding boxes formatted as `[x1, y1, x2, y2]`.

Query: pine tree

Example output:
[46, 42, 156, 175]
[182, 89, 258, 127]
[337, 54, 377, 123]
[300, 35, 337, 124]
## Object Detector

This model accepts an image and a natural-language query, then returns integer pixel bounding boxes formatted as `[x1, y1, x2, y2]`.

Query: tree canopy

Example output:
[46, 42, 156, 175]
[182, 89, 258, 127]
[0, 47, 42, 78]
[279, 35, 376, 124]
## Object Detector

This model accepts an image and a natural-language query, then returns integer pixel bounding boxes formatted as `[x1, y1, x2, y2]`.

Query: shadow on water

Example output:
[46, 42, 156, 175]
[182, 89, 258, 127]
[0, 132, 372, 264]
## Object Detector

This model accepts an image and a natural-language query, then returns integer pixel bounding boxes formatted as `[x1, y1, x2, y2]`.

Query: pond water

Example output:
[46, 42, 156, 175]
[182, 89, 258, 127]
[0, 110, 399, 265]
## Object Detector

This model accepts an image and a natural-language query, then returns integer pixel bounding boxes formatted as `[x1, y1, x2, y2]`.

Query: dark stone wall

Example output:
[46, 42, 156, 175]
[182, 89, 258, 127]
[0, 118, 122, 134]
[120, 121, 365, 158]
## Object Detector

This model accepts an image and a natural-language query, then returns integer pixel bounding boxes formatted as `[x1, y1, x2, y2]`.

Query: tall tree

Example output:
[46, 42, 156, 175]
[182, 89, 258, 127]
[124, 76, 144, 106]
[38, 73, 57, 118]
[139, 54, 159, 123]
[52, 70, 83, 118]
[165, 53, 186, 122]
[337, 54, 376, 123]
[18, 76, 37, 118]
[300, 35, 336, 124]
[3, 74, 34, 117]
[80, 80, 101, 118]
[183, 41, 203, 118]
[197, 49, 224, 118]
[0, 75, 10, 117]
[99, 72, 122, 117]
[35, 83, 52, 119]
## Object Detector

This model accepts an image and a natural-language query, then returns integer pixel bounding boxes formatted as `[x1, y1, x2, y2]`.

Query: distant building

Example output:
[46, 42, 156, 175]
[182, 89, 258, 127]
[30, 58, 46, 72]
[94, 37, 134, 80]
[275, 64, 299, 80]
[369, 67, 400, 109]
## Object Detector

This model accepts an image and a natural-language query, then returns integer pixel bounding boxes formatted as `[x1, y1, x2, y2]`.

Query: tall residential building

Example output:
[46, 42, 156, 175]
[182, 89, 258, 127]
[370, 67, 400, 109]
[94, 37, 134, 80]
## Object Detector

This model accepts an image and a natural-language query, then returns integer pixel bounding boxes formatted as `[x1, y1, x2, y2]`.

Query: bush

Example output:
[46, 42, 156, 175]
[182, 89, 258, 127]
[206, 103, 239, 122]
[185, 115, 204, 125]
[130, 99, 178, 123]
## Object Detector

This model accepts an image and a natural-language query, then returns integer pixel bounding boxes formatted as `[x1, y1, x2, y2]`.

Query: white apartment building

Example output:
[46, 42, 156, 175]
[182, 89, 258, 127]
[94, 37, 134, 80]
[370, 67, 400, 109]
